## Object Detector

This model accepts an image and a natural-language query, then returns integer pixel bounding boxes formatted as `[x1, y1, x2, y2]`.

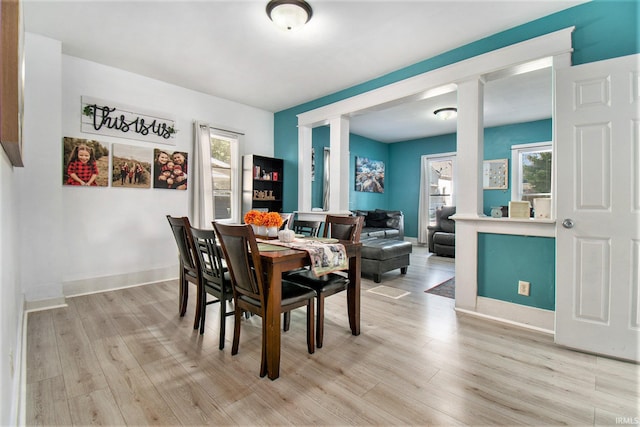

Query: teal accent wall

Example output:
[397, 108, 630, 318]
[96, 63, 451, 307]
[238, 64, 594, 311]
[349, 134, 390, 211]
[307, 128, 389, 211]
[483, 119, 552, 215]
[478, 233, 556, 310]
[386, 134, 457, 238]
[275, 1, 639, 213]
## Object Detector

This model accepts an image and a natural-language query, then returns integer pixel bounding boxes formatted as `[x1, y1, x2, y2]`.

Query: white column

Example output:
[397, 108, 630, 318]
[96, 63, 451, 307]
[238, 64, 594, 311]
[456, 78, 484, 216]
[455, 77, 484, 310]
[550, 52, 572, 221]
[329, 115, 350, 212]
[297, 125, 312, 212]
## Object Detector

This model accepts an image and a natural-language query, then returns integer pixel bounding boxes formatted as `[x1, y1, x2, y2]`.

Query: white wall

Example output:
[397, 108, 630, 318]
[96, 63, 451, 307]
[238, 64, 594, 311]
[0, 32, 62, 426]
[0, 124, 22, 426]
[19, 33, 274, 301]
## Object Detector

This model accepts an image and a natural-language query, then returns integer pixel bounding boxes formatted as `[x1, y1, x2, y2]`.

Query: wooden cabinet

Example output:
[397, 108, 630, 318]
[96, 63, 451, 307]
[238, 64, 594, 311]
[242, 155, 283, 215]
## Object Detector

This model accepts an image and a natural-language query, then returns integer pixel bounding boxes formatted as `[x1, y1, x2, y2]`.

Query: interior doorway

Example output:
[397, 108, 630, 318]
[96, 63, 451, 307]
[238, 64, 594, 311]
[427, 155, 456, 225]
[418, 153, 456, 244]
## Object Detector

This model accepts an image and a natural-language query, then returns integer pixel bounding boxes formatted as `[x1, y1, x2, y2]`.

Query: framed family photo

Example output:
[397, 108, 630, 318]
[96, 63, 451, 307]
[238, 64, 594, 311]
[153, 148, 188, 190]
[62, 137, 109, 187]
[111, 144, 152, 188]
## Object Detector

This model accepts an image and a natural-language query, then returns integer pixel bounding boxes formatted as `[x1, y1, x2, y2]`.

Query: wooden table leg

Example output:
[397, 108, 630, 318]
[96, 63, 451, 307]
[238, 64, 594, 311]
[264, 264, 282, 380]
[347, 249, 361, 335]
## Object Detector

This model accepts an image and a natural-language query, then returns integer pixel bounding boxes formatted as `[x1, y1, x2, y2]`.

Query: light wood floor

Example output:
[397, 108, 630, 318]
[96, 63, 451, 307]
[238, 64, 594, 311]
[26, 246, 639, 426]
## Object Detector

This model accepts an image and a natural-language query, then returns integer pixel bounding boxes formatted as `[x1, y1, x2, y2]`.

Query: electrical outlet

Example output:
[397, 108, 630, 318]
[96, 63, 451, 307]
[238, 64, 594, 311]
[518, 280, 530, 296]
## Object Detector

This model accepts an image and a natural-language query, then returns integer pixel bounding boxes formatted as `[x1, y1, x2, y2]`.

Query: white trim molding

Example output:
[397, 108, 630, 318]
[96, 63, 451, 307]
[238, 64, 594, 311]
[458, 297, 555, 334]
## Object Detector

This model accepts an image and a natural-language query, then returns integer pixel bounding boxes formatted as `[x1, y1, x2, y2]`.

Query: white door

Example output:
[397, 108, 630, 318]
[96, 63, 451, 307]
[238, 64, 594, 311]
[426, 154, 456, 226]
[555, 54, 639, 362]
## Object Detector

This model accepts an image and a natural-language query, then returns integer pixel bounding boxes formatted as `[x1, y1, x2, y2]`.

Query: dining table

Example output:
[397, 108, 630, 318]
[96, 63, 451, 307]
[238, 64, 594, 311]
[258, 239, 361, 380]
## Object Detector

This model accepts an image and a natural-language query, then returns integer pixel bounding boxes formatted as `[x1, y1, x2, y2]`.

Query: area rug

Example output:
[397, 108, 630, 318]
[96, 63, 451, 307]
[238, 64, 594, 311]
[367, 285, 410, 299]
[425, 277, 455, 299]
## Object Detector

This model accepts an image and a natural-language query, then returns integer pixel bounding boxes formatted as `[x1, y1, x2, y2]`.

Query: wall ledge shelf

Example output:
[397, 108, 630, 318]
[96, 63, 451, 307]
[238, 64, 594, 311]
[452, 214, 556, 237]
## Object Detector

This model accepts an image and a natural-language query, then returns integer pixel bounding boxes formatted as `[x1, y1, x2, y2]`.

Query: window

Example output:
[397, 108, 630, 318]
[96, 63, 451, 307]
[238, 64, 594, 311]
[209, 129, 239, 221]
[511, 142, 552, 205]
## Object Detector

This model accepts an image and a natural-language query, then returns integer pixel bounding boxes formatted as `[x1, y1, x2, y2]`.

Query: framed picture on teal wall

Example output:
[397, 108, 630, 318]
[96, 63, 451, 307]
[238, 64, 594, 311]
[483, 159, 508, 189]
[355, 157, 384, 193]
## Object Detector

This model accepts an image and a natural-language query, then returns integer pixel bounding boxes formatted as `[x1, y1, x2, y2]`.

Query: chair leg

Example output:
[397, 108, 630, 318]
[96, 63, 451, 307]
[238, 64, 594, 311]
[259, 314, 268, 378]
[219, 298, 226, 350]
[232, 308, 242, 356]
[283, 311, 291, 331]
[307, 300, 315, 354]
[179, 272, 188, 317]
[316, 295, 325, 348]
[194, 280, 202, 330]
[199, 293, 206, 334]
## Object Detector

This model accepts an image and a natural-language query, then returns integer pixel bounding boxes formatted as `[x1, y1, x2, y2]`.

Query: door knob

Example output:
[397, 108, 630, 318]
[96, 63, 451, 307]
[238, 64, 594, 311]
[562, 218, 575, 229]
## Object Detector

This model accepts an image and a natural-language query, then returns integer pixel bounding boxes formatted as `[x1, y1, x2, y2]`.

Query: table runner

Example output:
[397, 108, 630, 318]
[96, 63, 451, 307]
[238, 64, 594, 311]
[257, 238, 348, 277]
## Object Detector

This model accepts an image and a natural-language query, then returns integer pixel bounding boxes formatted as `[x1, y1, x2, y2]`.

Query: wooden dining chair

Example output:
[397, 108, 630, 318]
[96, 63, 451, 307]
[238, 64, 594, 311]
[212, 222, 316, 377]
[285, 215, 364, 348]
[166, 215, 202, 330]
[292, 219, 322, 237]
[190, 226, 234, 349]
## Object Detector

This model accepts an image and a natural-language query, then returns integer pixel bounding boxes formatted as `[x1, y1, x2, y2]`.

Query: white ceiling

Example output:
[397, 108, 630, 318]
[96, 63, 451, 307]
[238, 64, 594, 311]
[23, 0, 585, 142]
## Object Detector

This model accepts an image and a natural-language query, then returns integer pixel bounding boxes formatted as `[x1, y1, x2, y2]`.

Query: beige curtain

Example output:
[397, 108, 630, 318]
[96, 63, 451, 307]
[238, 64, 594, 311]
[190, 122, 213, 228]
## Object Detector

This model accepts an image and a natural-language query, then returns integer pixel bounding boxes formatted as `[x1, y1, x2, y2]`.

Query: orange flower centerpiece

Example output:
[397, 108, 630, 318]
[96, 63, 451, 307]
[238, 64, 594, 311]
[244, 210, 265, 235]
[244, 210, 265, 227]
[244, 210, 283, 237]
[263, 212, 284, 237]
[263, 212, 284, 229]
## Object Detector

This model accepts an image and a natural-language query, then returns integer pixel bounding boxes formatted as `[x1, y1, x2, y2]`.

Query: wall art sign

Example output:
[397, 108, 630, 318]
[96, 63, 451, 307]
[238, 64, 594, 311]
[81, 96, 177, 145]
[355, 157, 385, 193]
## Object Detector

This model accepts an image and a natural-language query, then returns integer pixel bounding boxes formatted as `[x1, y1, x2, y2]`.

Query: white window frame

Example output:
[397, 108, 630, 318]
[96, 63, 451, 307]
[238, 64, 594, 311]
[511, 141, 552, 202]
[208, 128, 241, 224]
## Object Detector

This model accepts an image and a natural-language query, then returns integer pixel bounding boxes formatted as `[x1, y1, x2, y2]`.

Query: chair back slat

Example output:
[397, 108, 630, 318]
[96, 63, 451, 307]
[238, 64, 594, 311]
[213, 222, 264, 305]
[323, 215, 364, 242]
[166, 216, 199, 272]
[190, 227, 226, 285]
[292, 220, 322, 237]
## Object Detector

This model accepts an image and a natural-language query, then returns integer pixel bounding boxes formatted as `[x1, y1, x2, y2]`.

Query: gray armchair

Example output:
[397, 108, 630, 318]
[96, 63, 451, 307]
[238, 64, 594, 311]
[427, 206, 456, 257]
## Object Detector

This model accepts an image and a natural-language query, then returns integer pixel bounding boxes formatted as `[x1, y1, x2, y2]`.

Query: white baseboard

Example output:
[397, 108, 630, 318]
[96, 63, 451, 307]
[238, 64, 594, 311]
[24, 297, 67, 312]
[12, 298, 26, 426]
[62, 266, 177, 298]
[456, 296, 555, 335]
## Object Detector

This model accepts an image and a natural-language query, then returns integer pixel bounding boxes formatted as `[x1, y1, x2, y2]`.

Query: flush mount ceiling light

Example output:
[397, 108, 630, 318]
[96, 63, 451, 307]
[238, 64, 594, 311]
[433, 107, 458, 120]
[266, 0, 313, 31]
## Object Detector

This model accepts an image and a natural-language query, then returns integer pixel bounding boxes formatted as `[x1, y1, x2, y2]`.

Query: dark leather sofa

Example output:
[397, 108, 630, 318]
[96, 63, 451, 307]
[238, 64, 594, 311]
[427, 206, 456, 257]
[353, 209, 412, 283]
[353, 209, 404, 239]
